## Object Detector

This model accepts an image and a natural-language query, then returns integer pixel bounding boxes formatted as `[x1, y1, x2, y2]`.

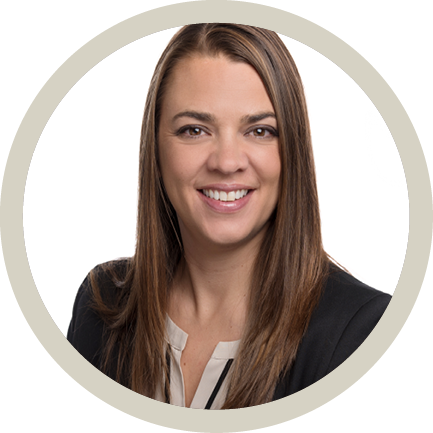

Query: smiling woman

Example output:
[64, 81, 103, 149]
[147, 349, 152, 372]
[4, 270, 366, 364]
[158, 56, 280, 250]
[66, 24, 391, 409]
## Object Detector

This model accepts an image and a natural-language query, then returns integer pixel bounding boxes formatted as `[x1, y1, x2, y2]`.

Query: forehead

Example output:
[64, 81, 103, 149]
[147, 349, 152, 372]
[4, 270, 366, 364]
[160, 55, 275, 119]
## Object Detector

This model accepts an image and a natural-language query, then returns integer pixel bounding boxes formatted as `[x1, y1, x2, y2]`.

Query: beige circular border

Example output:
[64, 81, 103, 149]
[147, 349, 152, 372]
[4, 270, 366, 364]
[0, 0, 433, 432]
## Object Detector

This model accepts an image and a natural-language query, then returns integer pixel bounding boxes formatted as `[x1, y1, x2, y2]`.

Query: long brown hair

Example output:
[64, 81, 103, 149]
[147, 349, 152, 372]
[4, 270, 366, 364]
[90, 23, 330, 409]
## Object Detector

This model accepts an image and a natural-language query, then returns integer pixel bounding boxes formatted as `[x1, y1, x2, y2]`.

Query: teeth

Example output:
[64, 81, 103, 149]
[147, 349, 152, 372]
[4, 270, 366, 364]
[202, 189, 249, 202]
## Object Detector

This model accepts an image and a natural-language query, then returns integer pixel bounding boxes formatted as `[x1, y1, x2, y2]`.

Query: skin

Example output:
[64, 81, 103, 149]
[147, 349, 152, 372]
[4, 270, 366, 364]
[158, 55, 281, 407]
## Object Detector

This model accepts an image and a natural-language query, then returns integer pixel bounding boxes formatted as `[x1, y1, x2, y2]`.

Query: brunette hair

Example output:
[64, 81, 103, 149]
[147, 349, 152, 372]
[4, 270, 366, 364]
[90, 23, 330, 408]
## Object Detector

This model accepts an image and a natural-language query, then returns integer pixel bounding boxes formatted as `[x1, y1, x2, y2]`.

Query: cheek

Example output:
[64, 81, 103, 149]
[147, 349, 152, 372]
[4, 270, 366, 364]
[253, 148, 281, 188]
[158, 142, 204, 197]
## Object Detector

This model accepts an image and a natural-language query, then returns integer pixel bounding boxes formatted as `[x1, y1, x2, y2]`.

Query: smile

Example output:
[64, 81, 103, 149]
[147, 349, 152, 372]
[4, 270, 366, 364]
[198, 187, 254, 213]
[201, 189, 249, 202]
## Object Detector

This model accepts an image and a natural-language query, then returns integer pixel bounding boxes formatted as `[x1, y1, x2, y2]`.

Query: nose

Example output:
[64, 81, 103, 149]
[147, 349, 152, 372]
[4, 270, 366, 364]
[206, 133, 249, 174]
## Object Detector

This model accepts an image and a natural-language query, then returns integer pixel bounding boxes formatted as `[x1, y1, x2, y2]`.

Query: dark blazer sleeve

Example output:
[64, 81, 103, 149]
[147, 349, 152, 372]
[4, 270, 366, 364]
[273, 269, 391, 400]
[67, 274, 106, 369]
[326, 293, 390, 373]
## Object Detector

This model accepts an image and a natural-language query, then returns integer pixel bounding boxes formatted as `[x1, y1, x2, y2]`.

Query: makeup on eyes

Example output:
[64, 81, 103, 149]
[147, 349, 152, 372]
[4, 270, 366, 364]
[174, 124, 279, 139]
[170, 110, 278, 138]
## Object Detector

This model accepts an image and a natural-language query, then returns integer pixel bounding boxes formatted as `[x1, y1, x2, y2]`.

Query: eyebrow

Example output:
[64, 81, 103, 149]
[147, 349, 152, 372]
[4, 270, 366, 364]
[240, 112, 276, 124]
[171, 110, 276, 124]
[172, 111, 215, 123]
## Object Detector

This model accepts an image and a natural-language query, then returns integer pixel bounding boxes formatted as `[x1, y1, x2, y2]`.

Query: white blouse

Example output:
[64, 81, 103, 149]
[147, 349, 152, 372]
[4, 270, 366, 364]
[155, 316, 240, 409]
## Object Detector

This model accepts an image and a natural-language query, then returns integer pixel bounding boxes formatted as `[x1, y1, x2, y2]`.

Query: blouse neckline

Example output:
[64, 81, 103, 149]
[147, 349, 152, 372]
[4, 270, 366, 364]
[165, 315, 241, 360]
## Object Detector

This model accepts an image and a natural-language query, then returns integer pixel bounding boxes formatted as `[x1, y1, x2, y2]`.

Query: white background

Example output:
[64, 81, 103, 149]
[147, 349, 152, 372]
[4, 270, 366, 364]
[22, 8, 407, 337]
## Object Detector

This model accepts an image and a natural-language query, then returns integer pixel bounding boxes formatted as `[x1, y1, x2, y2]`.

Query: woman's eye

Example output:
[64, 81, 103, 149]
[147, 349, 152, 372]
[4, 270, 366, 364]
[253, 128, 267, 137]
[250, 127, 277, 138]
[179, 126, 204, 137]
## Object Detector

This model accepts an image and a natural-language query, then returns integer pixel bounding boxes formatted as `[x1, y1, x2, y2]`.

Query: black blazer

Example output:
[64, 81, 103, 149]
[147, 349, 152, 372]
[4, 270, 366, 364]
[67, 263, 391, 402]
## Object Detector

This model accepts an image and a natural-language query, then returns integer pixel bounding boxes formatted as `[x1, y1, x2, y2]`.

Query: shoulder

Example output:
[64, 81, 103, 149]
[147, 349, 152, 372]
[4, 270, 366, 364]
[306, 265, 392, 370]
[89, 258, 130, 304]
[68, 258, 129, 320]
[66, 259, 130, 367]
[311, 266, 392, 340]
[274, 265, 391, 399]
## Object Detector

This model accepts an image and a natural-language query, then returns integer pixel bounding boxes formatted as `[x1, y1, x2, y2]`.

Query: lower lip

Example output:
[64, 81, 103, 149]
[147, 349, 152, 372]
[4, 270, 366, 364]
[198, 190, 254, 213]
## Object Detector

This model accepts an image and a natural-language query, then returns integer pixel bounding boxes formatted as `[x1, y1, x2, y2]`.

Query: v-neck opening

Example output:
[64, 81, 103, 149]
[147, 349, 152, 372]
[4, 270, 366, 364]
[164, 315, 240, 409]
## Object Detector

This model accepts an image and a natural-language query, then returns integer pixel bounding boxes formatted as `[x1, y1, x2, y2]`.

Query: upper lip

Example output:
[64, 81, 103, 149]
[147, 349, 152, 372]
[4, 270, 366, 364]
[197, 184, 256, 192]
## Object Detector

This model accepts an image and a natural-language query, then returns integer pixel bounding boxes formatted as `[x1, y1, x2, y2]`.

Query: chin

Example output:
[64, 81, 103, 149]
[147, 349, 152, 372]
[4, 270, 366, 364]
[201, 224, 263, 248]
[209, 234, 249, 247]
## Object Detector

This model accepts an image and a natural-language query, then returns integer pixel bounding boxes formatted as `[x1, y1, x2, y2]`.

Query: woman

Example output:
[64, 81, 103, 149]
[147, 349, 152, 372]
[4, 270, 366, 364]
[67, 24, 391, 409]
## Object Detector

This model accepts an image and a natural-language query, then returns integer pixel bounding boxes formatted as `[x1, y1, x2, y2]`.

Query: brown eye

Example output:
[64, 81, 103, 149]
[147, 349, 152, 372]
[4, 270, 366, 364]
[177, 126, 205, 139]
[188, 127, 202, 136]
[253, 128, 266, 137]
[249, 127, 278, 139]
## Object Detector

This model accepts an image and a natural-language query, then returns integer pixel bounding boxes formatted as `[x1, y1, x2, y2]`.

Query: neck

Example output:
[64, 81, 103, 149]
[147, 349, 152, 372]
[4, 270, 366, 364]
[169, 224, 266, 330]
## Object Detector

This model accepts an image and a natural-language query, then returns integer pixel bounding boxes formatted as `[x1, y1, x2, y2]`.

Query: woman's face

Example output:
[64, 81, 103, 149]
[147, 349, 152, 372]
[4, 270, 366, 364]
[158, 55, 281, 249]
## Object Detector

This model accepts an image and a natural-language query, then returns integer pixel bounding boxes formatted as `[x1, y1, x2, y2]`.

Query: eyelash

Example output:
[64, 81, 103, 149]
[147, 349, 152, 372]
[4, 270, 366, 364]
[176, 126, 206, 139]
[176, 125, 279, 139]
